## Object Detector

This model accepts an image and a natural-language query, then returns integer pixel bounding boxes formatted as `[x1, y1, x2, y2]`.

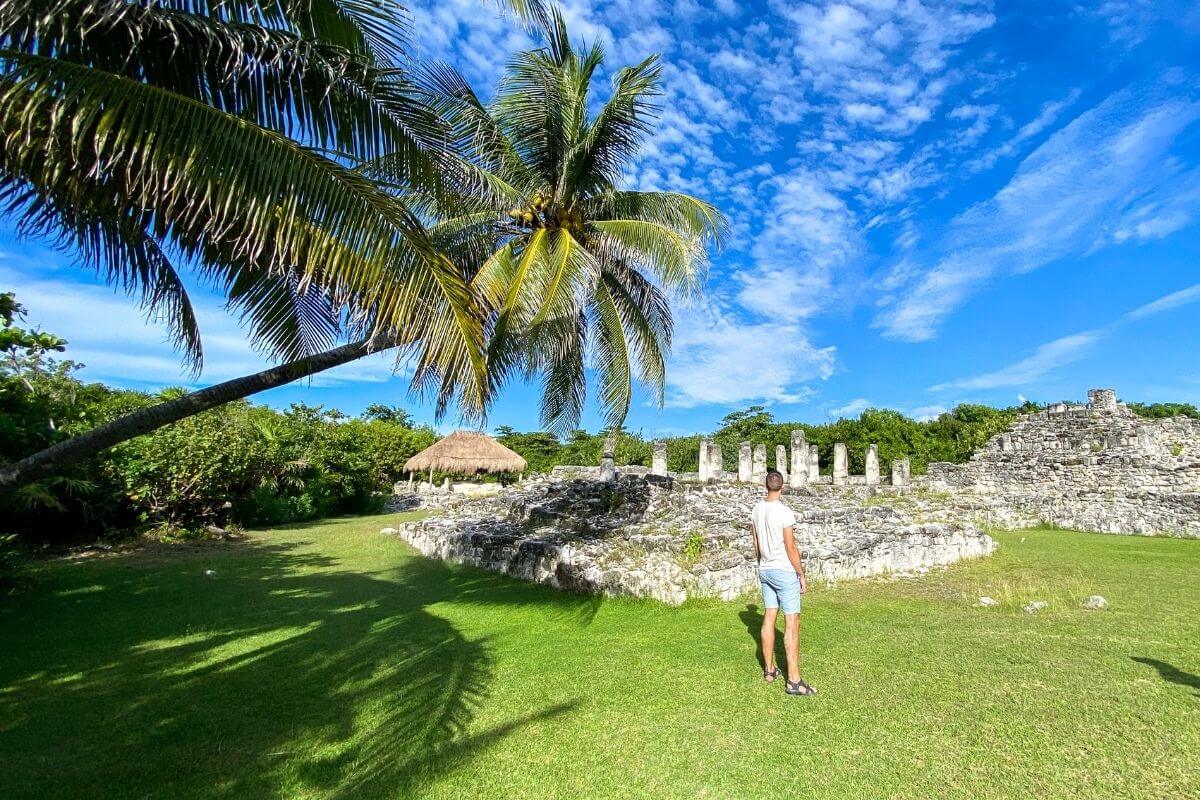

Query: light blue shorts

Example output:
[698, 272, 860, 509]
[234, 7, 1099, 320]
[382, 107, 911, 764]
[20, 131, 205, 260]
[760, 568, 802, 615]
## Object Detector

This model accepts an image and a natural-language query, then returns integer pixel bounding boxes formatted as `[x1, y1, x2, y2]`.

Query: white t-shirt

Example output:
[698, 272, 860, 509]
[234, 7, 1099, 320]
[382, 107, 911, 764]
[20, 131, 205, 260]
[751, 499, 797, 572]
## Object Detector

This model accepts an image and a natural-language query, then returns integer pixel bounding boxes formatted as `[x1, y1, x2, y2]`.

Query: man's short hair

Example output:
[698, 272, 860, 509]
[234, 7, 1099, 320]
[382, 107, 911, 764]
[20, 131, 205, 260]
[765, 469, 784, 491]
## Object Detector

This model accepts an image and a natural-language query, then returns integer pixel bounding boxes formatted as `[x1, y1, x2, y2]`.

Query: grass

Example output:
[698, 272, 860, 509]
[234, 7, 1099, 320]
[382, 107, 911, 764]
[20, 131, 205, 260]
[1, 517, 1198, 800]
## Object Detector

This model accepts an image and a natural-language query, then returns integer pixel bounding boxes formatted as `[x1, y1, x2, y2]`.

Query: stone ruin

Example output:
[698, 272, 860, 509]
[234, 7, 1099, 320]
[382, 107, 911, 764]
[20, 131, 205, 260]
[920, 388, 1200, 536]
[386, 388, 1200, 605]
[659, 429, 911, 489]
[391, 475, 993, 605]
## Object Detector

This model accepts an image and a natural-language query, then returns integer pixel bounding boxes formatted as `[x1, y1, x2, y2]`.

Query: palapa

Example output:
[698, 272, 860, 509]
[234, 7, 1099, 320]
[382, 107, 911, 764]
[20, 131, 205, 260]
[404, 430, 527, 475]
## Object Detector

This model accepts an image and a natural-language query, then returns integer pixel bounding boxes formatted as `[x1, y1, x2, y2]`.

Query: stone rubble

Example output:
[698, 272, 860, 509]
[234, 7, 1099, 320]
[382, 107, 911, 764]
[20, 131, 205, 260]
[387, 475, 996, 606]
[920, 389, 1200, 537]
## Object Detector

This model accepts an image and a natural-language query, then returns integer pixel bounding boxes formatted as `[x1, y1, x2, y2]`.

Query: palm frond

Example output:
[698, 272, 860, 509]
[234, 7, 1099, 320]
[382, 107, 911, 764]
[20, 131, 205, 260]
[588, 218, 705, 296]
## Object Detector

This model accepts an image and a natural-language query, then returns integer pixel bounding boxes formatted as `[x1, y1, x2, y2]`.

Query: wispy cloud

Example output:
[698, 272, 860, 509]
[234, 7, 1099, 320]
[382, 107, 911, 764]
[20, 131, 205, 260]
[931, 281, 1200, 391]
[0, 261, 399, 390]
[930, 330, 1104, 391]
[826, 397, 872, 419]
[876, 87, 1200, 342]
[964, 88, 1081, 172]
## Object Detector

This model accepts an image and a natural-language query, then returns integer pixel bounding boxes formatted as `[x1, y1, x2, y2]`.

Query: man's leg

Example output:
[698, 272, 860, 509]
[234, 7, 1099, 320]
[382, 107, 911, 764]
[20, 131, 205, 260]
[783, 613, 801, 682]
[760, 607, 778, 673]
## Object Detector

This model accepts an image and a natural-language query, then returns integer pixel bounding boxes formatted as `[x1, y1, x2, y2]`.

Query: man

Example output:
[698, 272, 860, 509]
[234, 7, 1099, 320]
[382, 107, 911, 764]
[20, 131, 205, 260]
[751, 469, 816, 696]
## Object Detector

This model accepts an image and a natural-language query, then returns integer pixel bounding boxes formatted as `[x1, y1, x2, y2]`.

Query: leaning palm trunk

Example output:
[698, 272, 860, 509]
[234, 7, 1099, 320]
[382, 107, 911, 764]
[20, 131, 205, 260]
[0, 336, 396, 492]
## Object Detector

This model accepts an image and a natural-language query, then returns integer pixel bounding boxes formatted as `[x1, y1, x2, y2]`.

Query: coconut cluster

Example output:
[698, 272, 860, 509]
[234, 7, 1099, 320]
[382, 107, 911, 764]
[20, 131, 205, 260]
[507, 191, 585, 235]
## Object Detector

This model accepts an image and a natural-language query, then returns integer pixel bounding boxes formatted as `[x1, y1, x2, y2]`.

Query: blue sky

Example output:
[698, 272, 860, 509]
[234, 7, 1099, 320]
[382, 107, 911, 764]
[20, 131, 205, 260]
[4, 0, 1200, 436]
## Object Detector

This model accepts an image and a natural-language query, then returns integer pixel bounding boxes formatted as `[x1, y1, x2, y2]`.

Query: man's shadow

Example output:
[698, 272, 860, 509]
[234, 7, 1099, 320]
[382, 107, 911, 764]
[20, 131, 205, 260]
[738, 603, 786, 671]
[1132, 656, 1200, 697]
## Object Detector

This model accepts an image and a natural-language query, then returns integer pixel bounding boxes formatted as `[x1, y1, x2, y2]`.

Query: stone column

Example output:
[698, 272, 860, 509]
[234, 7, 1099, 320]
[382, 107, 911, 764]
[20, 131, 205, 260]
[600, 432, 617, 482]
[775, 445, 788, 481]
[698, 438, 712, 481]
[738, 442, 752, 482]
[651, 441, 668, 476]
[709, 443, 724, 480]
[832, 443, 848, 485]
[891, 458, 911, 487]
[808, 445, 819, 482]
[752, 444, 767, 482]
[865, 444, 880, 486]
[790, 430, 808, 487]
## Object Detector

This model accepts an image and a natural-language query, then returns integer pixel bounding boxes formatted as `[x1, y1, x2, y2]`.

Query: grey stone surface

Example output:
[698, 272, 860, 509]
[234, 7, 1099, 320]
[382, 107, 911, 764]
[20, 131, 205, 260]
[833, 443, 849, 486]
[752, 445, 767, 482]
[1082, 595, 1108, 610]
[808, 445, 819, 482]
[891, 458, 911, 488]
[1024, 600, 1048, 614]
[776, 445, 788, 481]
[920, 389, 1200, 537]
[790, 431, 808, 488]
[388, 476, 996, 606]
[738, 442, 752, 483]
[698, 438, 713, 481]
[977, 596, 999, 607]
[709, 443, 724, 481]
[865, 444, 880, 486]
[652, 441, 668, 476]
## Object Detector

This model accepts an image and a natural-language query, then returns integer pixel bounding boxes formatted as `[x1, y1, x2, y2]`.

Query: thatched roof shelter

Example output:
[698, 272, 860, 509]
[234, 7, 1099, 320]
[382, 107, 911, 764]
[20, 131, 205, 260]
[404, 430, 527, 475]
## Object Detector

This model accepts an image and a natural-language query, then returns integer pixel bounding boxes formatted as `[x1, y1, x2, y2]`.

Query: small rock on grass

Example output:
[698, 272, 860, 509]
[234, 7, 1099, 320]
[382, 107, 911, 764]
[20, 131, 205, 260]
[204, 569, 216, 577]
[1023, 600, 1048, 614]
[1081, 595, 1108, 610]
[977, 596, 999, 607]
[380, 527, 398, 535]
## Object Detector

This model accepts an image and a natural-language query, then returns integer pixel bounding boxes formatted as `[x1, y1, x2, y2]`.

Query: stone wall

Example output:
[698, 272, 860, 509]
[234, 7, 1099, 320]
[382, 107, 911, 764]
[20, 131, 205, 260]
[920, 389, 1200, 536]
[389, 476, 996, 605]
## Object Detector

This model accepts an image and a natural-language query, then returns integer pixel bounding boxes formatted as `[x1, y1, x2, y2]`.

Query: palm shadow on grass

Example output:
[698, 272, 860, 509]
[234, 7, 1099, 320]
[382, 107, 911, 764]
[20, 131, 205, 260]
[1131, 656, 1200, 697]
[0, 537, 590, 799]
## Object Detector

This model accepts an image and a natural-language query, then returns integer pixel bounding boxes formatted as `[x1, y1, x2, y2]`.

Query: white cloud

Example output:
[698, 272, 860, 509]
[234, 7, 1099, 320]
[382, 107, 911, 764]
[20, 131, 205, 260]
[0, 263, 399, 390]
[1124, 282, 1200, 321]
[664, 303, 835, 408]
[930, 330, 1103, 391]
[930, 281, 1200, 392]
[909, 403, 948, 421]
[876, 89, 1200, 341]
[966, 88, 1081, 172]
[826, 397, 871, 418]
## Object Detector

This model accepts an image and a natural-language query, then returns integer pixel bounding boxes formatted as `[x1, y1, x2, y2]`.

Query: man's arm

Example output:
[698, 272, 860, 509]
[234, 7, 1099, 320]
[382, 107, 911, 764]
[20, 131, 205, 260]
[783, 526, 807, 593]
[750, 522, 760, 563]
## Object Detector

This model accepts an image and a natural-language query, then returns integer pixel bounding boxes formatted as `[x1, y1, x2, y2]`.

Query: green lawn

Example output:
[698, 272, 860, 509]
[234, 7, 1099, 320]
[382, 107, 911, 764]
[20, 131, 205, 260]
[1, 517, 1198, 799]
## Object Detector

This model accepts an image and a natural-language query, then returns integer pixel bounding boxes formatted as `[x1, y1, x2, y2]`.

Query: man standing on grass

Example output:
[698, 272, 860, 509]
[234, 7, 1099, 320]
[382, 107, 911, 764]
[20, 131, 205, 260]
[751, 469, 816, 696]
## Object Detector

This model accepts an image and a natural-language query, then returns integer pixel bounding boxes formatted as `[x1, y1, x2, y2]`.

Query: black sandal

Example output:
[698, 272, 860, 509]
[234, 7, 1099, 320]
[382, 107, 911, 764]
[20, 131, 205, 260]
[763, 666, 781, 683]
[785, 678, 816, 696]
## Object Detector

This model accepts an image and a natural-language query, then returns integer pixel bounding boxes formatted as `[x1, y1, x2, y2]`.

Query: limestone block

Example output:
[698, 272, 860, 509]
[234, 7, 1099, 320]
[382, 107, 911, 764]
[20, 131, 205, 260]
[790, 430, 808, 487]
[738, 442, 752, 482]
[651, 441, 668, 476]
[865, 444, 880, 486]
[698, 438, 713, 481]
[891, 458, 911, 487]
[775, 444, 788, 481]
[808, 445, 819, 482]
[833, 443, 849, 485]
[709, 443, 724, 481]
[752, 444, 767, 482]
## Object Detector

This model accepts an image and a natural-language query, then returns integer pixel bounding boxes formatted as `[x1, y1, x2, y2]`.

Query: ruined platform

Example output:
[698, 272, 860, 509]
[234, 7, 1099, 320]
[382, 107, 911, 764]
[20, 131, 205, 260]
[388, 476, 996, 605]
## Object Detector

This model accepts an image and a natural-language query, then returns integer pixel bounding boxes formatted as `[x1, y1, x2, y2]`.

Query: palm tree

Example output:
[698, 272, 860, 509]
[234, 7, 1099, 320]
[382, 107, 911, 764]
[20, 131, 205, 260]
[0, 0, 545, 490]
[417, 12, 726, 432]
